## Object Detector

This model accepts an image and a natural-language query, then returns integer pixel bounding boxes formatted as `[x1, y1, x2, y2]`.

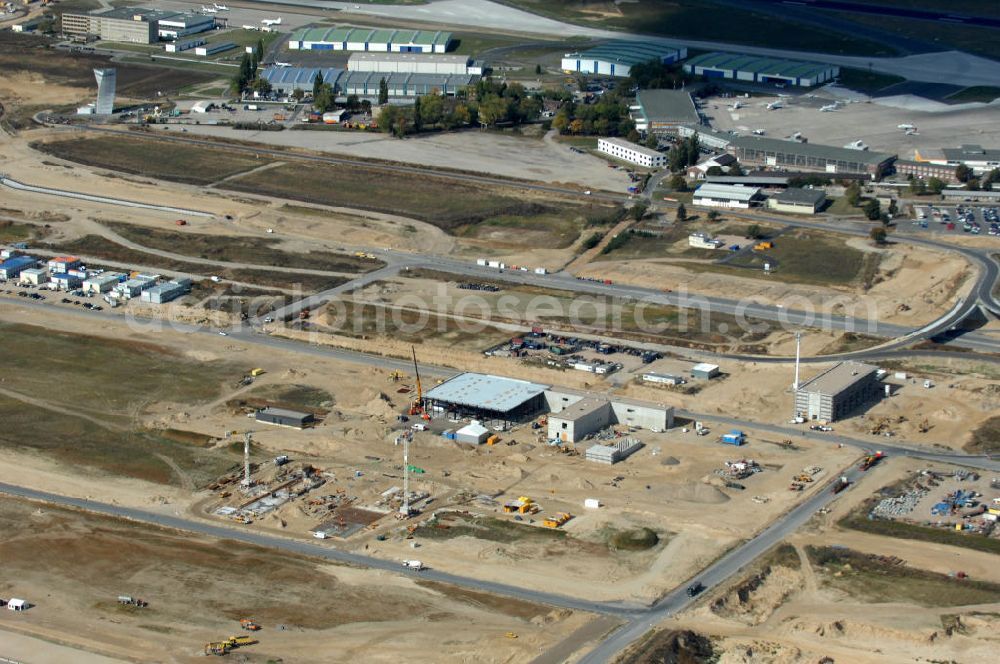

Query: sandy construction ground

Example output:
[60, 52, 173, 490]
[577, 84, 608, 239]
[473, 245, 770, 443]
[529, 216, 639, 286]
[581, 238, 972, 330]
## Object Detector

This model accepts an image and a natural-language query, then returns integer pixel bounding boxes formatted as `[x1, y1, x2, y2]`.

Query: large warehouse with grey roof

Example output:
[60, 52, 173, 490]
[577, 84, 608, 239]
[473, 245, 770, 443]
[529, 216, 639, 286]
[684, 52, 839, 87]
[562, 40, 687, 77]
[288, 25, 453, 53]
[262, 66, 478, 99]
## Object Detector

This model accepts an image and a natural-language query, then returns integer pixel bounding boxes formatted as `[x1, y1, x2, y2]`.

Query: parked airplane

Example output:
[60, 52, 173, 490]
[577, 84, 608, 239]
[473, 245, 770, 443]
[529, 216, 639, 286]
[261, 17, 282, 26]
[728, 101, 742, 111]
[897, 123, 916, 130]
[819, 104, 838, 112]
[213, 3, 229, 10]
[273, 61, 292, 68]
[201, 5, 218, 13]
[765, 101, 783, 110]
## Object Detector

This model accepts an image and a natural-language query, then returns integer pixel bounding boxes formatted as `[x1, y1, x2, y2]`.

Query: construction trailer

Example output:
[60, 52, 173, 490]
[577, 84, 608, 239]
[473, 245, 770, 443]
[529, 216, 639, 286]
[255, 407, 314, 429]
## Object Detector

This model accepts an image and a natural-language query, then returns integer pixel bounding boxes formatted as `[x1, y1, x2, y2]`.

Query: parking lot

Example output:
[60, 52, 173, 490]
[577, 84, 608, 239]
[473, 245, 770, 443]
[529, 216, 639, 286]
[0, 283, 108, 311]
[913, 204, 1000, 236]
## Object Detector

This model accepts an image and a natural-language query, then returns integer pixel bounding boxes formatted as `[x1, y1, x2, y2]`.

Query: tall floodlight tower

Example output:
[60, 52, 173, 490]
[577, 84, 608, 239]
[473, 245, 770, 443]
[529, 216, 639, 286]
[94, 68, 117, 115]
[793, 331, 802, 391]
[241, 432, 252, 488]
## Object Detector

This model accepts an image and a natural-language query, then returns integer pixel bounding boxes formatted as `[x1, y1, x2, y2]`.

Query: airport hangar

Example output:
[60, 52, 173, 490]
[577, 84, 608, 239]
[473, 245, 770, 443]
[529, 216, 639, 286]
[684, 52, 839, 87]
[262, 67, 479, 99]
[562, 40, 687, 77]
[422, 373, 672, 438]
[347, 52, 481, 76]
[631, 89, 700, 136]
[287, 26, 453, 53]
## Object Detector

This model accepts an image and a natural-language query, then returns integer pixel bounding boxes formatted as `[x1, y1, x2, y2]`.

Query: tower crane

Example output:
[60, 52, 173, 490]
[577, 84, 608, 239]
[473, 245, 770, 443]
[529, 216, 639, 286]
[408, 346, 430, 420]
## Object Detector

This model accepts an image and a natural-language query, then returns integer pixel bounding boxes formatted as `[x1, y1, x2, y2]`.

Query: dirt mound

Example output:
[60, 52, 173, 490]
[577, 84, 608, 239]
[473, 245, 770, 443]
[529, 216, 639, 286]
[712, 565, 802, 625]
[664, 482, 730, 504]
[716, 641, 805, 664]
[661, 456, 680, 466]
[620, 629, 714, 664]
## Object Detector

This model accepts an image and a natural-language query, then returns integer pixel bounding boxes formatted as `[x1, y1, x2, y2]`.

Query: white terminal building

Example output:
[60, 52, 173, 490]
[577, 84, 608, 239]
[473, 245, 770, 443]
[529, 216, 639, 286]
[597, 137, 666, 168]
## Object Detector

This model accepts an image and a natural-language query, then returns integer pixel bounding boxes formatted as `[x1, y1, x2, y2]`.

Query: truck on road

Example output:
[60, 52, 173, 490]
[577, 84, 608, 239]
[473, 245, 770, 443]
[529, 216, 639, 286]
[402, 560, 425, 570]
[831, 476, 851, 494]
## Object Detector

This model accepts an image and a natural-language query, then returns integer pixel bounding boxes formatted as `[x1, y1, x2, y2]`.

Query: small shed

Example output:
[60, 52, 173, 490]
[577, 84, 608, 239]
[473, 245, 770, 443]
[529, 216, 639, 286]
[455, 421, 489, 445]
[691, 363, 720, 380]
[7, 598, 29, 611]
[255, 407, 314, 429]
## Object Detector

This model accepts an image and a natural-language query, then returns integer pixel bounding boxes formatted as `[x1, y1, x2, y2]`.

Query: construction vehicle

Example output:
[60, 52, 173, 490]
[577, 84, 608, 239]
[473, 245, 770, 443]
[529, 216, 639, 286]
[753, 241, 773, 251]
[402, 559, 425, 570]
[298, 307, 311, 320]
[859, 451, 884, 471]
[223, 635, 257, 648]
[831, 476, 851, 494]
[542, 512, 572, 528]
[788, 482, 804, 491]
[793, 474, 814, 483]
[205, 642, 231, 656]
[408, 346, 431, 420]
[388, 369, 404, 382]
[505, 632, 519, 639]
[503, 496, 537, 514]
[250, 368, 265, 377]
[240, 618, 261, 631]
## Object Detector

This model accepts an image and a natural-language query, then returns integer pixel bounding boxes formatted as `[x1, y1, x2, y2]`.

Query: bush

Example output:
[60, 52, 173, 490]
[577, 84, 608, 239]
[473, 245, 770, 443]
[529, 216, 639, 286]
[608, 527, 659, 551]
[581, 231, 604, 250]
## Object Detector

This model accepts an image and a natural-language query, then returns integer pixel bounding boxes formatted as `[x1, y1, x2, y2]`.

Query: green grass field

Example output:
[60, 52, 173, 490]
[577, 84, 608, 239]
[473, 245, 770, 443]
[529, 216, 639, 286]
[104, 221, 384, 273]
[0, 220, 33, 243]
[807, 546, 1000, 606]
[836, 68, 906, 95]
[726, 230, 879, 286]
[946, 87, 1000, 104]
[966, 415, 1000, 454]
[500, 0, 896, 56]
[0, 323, 247, 484]
[836, 13, 1000, 61]
[34, 136, 265, 186]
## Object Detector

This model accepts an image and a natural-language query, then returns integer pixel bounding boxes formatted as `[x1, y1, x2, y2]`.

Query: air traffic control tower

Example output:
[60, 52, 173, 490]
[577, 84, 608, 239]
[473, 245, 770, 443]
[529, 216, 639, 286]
[94, 68, 116, 115]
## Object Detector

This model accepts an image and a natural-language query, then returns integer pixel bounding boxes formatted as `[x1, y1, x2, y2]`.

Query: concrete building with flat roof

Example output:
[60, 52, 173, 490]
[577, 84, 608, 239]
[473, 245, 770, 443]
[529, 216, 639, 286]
[597, 137, 666, 168]
[83, 272, 123, 294]
[693, 183, 763, 209]
[894, 159, 958, 183]
[729, 136, 895, 179]
[562, 40, 687, 77]
[18, 267, 48, 286]
[631, 90, 699, 135]
[61, 8, 213, 43]
[546, 391, 673, 442]
[288, 26, 453, 53]
[256, 407, 315, 429]
[767, 187, 826, 214]
[794, 361, 881, 422]
[348, 52, 476, 75]
[424, 373, 550, 425]
[140, 279, 191, 304]
[918, 144, 1000, 176]
[0, 255, 37, 280]
[691, 363, 720, 380]
[684, 52, 839, 87]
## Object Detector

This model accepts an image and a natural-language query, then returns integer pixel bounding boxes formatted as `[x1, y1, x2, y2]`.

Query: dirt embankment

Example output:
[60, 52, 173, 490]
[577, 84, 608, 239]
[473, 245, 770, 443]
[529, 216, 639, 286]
[711, 564, 804, 626]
